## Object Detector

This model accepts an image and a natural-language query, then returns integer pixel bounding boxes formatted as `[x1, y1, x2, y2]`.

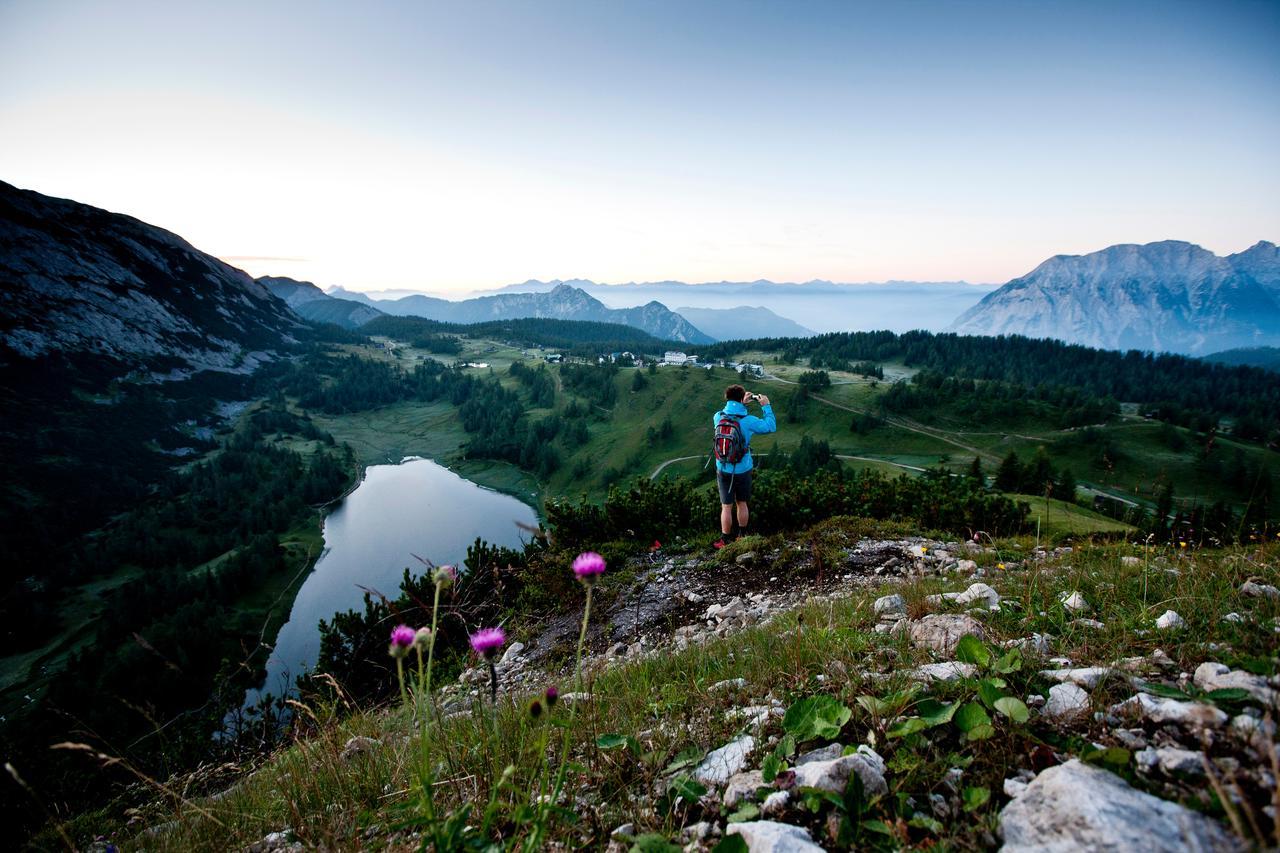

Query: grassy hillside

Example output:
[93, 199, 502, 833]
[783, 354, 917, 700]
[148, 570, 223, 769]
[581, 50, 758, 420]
[312, 333, 1278, 530]
[97, 532, 1279, 851]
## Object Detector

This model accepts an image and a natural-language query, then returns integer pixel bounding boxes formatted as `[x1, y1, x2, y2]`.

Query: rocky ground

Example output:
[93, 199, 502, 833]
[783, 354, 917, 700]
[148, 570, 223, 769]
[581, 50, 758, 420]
[434, 535, 1280, 852]
[124, 527, 1279, 852]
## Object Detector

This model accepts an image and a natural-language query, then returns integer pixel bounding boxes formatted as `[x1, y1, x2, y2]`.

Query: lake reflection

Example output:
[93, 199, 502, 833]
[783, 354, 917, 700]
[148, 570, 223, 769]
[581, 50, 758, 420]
[243, 457, 537, 706]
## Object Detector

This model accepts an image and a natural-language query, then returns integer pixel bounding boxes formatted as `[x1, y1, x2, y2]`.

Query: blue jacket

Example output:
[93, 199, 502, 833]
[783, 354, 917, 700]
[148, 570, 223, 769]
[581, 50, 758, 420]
[713, 399, 776, 474]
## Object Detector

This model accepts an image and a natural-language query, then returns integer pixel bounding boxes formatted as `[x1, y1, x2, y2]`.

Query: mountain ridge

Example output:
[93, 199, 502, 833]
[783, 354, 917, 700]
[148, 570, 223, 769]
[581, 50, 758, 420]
[0, 180, 298, 377]
[949, 240, 1280, 355]
[259, 276, 385, 329]
[329, 282, 714, 343]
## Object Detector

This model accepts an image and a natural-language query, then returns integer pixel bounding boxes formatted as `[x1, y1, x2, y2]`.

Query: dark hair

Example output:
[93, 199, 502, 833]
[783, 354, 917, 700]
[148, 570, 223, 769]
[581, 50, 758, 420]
[725, 384, 746, 402]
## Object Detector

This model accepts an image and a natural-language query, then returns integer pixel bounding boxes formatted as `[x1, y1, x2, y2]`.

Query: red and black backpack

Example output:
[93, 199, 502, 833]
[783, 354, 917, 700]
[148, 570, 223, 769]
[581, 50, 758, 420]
[713, 413, 747, 465]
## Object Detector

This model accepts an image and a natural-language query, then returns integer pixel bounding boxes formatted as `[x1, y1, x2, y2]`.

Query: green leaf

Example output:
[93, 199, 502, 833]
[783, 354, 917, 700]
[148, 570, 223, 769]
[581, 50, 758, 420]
[862, 820, 894, 836]
[1206, 688, 1253, 704]
[663, 747, 703, 775]
[727, 804, 760, 823]
[955, 634, 991, 667]
[917, 699, 959, 727]
[667, 775, 707, 802]
[994, 696, 1030, 723]
[977, 679, 1008, 709]
[964, 723, 995, 741]
[993, 646, 1024, 674]
[954, 701, 991, 733]
[761, 752, 783, 783]
[596, 733, 639, 752]
[783, 695, 853, 741]
[909, 814, 944, 833]
[855, 688, 916, 718]
[1135, 680, 1193, 700]
[776, 734, 797, 759]
[712, 835, 749, 853]
[962, 786, 991, 812]
[887, 717, 929, 739]
[1083, 746, 1130, 767]
[630, 833, 682, 853]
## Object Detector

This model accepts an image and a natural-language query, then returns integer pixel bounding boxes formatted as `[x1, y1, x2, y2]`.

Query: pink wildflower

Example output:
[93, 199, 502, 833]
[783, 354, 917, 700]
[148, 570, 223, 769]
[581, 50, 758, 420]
[470, 626, 507, 658]
[572, 551, 607, 583]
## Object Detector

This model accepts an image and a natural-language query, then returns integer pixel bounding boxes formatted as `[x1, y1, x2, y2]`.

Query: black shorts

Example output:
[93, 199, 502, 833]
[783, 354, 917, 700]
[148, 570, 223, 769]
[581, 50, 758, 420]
[717, 469, 752, 504]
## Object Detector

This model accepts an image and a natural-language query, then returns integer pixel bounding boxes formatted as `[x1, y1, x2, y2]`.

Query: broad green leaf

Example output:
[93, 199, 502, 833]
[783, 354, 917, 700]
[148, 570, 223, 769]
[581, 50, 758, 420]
[993, 647, 1024, 674]
[760, 752, 783, 783]
[776, 734, 797, 759]
[955, 634, 991, 667]
[855, 688, 916, 718]
[964, 723, 995, 741]
[917, 699, 959, 727]
[977, 679, 1007, 709]
[727, 804, 760, 823]
[1206, 688, 1253, 704]
[962, 786, 991, 812]
[887, 717, 929, 739]
[596, 733, 638, 751]
[783, 695, 853, 741]
[994, 696, 1030, 723]
[954, 701, 991, 733]
[712, 836, 748, 853]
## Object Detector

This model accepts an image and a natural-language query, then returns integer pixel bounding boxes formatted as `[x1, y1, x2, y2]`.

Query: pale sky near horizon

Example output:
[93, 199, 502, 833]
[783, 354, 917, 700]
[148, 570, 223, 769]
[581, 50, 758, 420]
[1, 0, 1278, 293]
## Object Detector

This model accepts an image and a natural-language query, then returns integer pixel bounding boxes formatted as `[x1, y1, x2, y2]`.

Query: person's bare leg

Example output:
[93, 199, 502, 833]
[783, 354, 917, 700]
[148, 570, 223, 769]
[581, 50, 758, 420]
[721, 504, 734, 536]
[736, 501, 749, 534]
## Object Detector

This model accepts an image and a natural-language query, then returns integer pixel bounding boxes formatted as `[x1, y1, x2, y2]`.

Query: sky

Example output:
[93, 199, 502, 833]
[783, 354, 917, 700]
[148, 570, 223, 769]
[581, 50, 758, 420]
[1, 0, 1278, 293]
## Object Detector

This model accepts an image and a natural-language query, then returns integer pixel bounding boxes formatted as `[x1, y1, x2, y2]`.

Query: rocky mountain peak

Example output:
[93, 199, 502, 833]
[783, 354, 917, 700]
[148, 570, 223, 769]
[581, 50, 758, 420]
[951, 239, 1280, 355]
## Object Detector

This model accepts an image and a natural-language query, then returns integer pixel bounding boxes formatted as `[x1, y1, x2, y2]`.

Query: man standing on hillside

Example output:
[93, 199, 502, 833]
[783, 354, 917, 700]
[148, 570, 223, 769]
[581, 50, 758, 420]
[713, 384, 776, 548]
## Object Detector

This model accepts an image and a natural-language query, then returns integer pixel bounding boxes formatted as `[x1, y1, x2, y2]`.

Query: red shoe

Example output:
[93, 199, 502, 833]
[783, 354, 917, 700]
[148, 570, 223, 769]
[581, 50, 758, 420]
[714, 539, 728, 549]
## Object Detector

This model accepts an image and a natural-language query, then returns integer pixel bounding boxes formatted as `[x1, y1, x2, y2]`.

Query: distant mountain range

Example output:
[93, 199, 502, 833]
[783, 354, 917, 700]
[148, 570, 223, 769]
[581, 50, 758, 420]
[329, 283, 714, 344]
[674, 305, 815, 340]
[1202, 346, 1280, 373]
[0, 181, 297, 377]
[259, 276, 384, 329]
[950, 240, 1280, 356]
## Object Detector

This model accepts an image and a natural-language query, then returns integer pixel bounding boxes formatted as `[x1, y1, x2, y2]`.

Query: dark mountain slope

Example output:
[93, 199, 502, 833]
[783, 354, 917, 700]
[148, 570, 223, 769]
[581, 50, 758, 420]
[0, 181, 298, 376]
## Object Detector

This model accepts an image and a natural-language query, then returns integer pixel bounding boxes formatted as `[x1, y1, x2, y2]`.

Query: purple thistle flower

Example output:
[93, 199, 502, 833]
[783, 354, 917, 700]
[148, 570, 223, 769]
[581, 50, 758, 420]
[572, 551, 607, 584]
[470, 626, 507, 658]
[391, 624, 416, 647]
[389, 624, 416, 658]
[545, 685, 559, 707]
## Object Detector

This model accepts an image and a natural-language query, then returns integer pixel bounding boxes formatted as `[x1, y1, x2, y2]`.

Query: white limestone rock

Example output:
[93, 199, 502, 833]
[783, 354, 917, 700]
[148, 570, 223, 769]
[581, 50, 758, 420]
[1155, 610, 1186, 630]
[909, 662, 978, 683]
[999, 759, 1241, 852]
[1059, 591, 1090, 613]
[723, 770, 766, 807]
[1038, 666, 1115, 690]
[1240, 580, 1280, 599]
[789, 753, 887, 797]
[873, 593, 907, 617]
[727, 820, 825, 853]
[1110, 693, 1228, 730]
[1042, 683, 1091, 722]
[694, 735, 756, 786]
[1194, 662, 1278, 708]
[1135, 746, 1205, 777]
[908, 614, 986, 656]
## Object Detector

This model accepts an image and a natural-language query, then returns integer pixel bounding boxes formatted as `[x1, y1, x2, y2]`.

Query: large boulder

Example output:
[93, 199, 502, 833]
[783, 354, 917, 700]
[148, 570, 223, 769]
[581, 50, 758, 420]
[999, 759, 1242, 852]
[909, 614, 986, 656]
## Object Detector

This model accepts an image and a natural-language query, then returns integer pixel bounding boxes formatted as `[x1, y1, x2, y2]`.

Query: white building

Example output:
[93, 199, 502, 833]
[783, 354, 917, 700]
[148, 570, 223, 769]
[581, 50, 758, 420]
[662, 351, 689, 365]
